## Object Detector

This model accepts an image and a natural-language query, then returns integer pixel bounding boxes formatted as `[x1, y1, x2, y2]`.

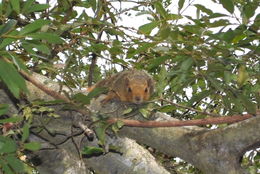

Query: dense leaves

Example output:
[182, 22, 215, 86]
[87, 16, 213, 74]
[0, 59, 28, 98]
[0, 0, 259, 173]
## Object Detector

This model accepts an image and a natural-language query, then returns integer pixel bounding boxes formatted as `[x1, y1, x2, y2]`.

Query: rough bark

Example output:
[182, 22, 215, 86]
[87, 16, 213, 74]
[120, 115, 260, 174]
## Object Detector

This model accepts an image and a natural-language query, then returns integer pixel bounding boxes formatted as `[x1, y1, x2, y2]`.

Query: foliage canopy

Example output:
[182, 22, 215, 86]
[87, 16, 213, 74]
[0, 0, 259, 173]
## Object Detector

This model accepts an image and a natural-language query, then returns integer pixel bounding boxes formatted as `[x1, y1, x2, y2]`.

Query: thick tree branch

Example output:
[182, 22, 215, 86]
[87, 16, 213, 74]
[119, 115, 260, 174]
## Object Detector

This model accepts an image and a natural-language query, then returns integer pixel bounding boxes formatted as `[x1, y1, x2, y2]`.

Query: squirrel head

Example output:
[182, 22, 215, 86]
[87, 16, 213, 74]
[124, 75, 154, 104]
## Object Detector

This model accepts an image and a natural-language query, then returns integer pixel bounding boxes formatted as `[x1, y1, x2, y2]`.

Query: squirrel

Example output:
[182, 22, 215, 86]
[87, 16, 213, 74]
[88, 69, 154, 104]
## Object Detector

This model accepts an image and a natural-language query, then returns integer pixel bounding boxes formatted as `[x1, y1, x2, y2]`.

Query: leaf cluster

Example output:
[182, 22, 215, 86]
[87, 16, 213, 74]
[0, 0, 259, 173]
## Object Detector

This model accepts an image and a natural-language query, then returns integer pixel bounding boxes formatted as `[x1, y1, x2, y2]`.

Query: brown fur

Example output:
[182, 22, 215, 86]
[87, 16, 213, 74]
[88, 69, 154, 104]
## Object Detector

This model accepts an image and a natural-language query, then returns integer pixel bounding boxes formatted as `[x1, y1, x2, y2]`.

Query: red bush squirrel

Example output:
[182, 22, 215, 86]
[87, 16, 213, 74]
[88, 69, 154, 104]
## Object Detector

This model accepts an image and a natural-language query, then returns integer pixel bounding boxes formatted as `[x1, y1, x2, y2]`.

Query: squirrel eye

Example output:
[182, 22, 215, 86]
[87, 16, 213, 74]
[144, 88, 148, 93]
[128, 87, 132, 93]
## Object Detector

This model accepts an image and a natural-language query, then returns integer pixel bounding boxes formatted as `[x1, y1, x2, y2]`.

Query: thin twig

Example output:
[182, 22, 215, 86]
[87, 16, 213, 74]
[107, 114, 253, 127]
[19, 70, 91, 117]
[160, 98, 221, 117]
[20, 70, 71, 103]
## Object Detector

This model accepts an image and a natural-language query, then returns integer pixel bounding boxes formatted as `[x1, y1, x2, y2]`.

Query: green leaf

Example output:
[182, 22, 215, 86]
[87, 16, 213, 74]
[126, 47, 136, 58]
[0, 136, 17, 153]
[47, 113, 60, 118]
[22, 123, 30, 143]
[0, 20, 17, 36]
[27, 4, 50, 13]
[135, 42, 155, 54]
[178, 0, 185, 11]
[122, 108, 133, 115]
[209, 13, 228, 19]
[21, 42, 36, 54]
[180, 57, 193, 71]
[208, 62, 225, 73]
[0, 159, 14, 174]
[193, 114, 207, 119]
[148, 55, 169, 70]
[89, 0, 97, 12]
[240, 95, 256, 114]
[156, 66, 168, 95]
[254, 13, 260, 25]
[112, 120, 125, 133]
[183, 25, 201, 34]
[222, 96, 231, 111]
[224, 71, 232, 84]
[232, 33, 246, 44]
[10, 0, 20, 14]
[158, 105, 175, 113]
[196, 7, 200, 19]
[32, 99, 65, 106]
[222, 29, 235, 43]
[91, 43, 108, 52]
[0, 36, 17, 49]
[109, 46, 124, 56]
[138, 21, 159, 35]
[166, 14, 183, 20]
[88, 87, 108, 97]
[4, 3, 12, 18]
[194, 4, 213, 15]
[6, 52, 29, 72]
[111, 58, 128, 66]
[159, 27, 171, 39]
[22, 42, 51, 55]
[0, 117, 23, 124]
[24, 142, 41, 151]
[21, 0, 35, 13]
[209, 19, 229, 28]
[94, 121, 110, 146]
[207, 76, 223, 91]
[231, 95, 244, 113]
[19, 19, 51, 35]
[187, 90, 211, 106]
[237, 65, 249, 87]
[81, 146, 104, 156]
[6, 154, 24, 173]
[73, 87, 108, 105]
[243, 3, 257, 20]
[139, 108, 150, 118]
[0, 59, 28, 98]
[27, 32, 64, 44]
[105, 28, 124, 36]
[72, 93, 91, 105]
[0, 3, 2, 16]
[0, 104, 9, 116]
[154, 2, 167, 18]
[219, 0, 234, 14]
[115, 120, 124, 129]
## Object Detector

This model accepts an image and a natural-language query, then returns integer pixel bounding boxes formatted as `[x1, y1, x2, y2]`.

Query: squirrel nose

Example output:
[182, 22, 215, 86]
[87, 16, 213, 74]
[134, 96, 142, 103]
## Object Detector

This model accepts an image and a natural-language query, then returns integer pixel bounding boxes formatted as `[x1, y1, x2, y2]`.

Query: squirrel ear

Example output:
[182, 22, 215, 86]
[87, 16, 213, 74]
[147, 78, 154, 93]
[125, 77, 130, 86]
